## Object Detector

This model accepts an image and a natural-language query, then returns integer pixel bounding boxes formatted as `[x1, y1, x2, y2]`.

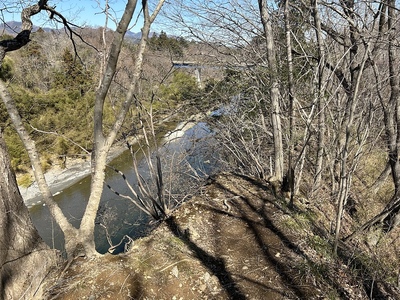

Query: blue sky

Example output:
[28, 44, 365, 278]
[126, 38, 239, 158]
[3, 0, 145, 32]
[55, 0, 132, 29]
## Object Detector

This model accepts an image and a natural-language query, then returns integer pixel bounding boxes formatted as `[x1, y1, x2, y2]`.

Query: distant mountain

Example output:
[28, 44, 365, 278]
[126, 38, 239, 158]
[0, 21, 44, 34]
[125, 30, 142, 40]
[0, 21, 145, 41]
[0, 21, 71, 35]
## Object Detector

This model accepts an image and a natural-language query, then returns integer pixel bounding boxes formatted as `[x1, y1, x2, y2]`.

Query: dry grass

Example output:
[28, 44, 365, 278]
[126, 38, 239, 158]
[43, 173, 400, 299]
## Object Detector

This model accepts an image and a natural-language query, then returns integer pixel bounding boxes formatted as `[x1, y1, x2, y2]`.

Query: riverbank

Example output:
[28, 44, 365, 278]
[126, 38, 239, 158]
[19, 142, 127, 208]
[19, 118, 200, 208]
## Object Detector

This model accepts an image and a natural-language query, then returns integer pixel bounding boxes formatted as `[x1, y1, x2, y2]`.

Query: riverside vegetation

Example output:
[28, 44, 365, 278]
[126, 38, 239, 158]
[0, 29, 199, 185]
[1, 1, 400, 299]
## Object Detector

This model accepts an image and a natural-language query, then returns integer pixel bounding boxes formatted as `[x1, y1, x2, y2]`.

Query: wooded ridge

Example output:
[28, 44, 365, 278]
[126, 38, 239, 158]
[0, 1, 400, 299]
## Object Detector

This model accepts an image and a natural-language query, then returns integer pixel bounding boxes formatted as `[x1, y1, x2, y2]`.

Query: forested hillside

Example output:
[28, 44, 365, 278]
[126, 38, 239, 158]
[0, 26, 205, 183]
[1, 0, 400, 299]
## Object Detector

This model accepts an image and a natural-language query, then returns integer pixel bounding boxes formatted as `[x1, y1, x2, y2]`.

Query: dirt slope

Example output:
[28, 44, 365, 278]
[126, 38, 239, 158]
[44, 173, 400, 299]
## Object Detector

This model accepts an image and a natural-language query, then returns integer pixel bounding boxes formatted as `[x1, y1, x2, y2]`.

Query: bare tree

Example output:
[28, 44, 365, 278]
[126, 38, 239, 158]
[258, 0, 284, 181]
[162, 0, 286, 180]
[79, 0, 165, 257]
[346, 0, 400, 236]
[0, 0, 166, 259]
[283, 0, 296, 205]
[0, 127, 61, 299]
[378, 0, 400, 231]
[0, 0, 82, 257]
[332, 0, 368, 255]
[107, 102, 170, 221]
[311, 0, 326, 194]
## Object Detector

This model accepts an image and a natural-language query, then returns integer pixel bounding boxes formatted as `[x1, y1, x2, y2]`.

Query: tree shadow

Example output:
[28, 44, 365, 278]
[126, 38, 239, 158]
[210, 173, 356, 298]
[233, 174, 396, 299]
[209, 181, 311, 298]
[158, 173, 397, 299]
[165, 216, 247, 300]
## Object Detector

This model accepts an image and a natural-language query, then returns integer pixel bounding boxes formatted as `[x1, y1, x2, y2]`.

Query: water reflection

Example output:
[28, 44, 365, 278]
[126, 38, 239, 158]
[29, 121, 219, 254]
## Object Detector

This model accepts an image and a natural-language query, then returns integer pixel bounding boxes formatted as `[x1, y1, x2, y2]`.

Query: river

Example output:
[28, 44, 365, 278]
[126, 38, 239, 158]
[28, 120, 219, 254]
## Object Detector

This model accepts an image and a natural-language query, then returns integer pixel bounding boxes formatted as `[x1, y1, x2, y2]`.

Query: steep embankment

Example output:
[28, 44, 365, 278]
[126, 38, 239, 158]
[43, 173, 400, 299]
[19, 116, 200, 207]
[19, 144, 124, 207]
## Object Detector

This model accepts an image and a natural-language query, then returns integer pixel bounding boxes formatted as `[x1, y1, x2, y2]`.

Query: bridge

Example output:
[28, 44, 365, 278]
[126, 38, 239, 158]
[172, 60, 255, 87]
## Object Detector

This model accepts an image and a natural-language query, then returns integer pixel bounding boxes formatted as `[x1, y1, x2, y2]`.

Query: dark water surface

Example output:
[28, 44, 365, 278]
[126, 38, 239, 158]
[29, 121, 218, 254]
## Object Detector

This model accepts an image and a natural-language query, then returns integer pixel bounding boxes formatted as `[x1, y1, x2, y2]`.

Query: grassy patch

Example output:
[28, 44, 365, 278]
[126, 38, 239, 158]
[307, 235, 333, 258]
[165, 235, 187, 251]
[17, 173, 33, 187]
[279, 210, 316, 236]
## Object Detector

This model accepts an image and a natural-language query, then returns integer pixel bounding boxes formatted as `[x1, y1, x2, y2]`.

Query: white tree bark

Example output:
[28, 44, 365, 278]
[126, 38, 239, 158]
[258, 0, 284, 180]
[0, 0, 165, 258]
[311, 0, 326, 194]
[0, 0, 80, 258]
[79, 0, 165, 255]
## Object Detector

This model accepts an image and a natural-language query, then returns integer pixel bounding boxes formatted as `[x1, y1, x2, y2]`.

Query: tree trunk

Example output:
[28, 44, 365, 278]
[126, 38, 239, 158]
[258, 0, 284, 181]
[1, 0, 165, 259]
[0, 80, 80, 257]
[79, 0, 164, 255]
[380, 0, 400, 230]
[332, 0, 371, 254]
[343, 1, 399, 240]
[0, 128, 61, 299]
[0, 0, 80, 258]
[284, 0, 295, 206]
[311, 0, 326, 194]
[79, 0, 141, 255]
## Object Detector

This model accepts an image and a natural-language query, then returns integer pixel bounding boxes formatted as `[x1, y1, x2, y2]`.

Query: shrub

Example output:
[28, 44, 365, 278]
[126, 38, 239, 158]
[160, 71, 199, 102]
[17, 173, 33, 188]
[0, 57, 14, 81]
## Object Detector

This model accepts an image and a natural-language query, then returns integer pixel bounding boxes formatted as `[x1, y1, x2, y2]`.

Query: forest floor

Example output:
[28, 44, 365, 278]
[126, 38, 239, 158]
[42, 172, 400, 299]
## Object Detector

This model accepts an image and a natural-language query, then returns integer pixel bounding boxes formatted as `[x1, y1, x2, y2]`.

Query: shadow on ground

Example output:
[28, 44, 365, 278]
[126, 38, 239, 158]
[46, 173, 400, 299]
[155, 172, 319, 299]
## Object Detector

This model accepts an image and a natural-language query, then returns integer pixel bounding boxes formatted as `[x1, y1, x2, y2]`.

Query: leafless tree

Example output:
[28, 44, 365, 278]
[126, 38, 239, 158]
[345, 0, 400, 238]
[0, 0, 165, 259]
[283, 0, 296, 205]
[378, 0, 400, 231]
[107, 101, 170, 221]
[258, 0, 284, 181]
[162, 0, 286, 180]
[311, 0, 326, 194]
[0, 127, 61, 299]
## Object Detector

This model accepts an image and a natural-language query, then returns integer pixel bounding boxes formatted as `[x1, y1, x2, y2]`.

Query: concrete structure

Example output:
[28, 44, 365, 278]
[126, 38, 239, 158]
[172, 61, 255, 87]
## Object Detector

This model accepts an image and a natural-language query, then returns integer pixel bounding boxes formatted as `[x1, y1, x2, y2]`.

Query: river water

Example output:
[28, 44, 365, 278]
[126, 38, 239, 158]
[28, 120, 219, 254]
